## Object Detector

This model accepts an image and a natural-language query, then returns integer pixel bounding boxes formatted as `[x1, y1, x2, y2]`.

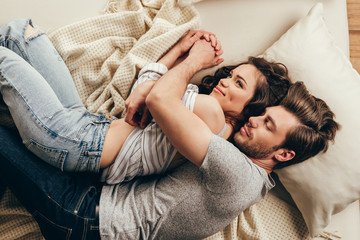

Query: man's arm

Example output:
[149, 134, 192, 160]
[146, 40, 223, 167]
[125, 30, 222, 128]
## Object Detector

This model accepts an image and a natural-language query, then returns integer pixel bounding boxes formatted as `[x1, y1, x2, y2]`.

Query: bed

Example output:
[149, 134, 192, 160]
[0, 0, 359, 239]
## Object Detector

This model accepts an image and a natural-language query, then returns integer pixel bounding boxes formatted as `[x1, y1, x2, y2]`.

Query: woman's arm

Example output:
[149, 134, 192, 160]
[146, 40, 223, 167]
[192, 94, 227, 137]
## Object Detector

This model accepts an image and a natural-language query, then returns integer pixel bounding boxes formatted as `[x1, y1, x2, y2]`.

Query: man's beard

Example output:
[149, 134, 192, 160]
[234, 140, 280, 159]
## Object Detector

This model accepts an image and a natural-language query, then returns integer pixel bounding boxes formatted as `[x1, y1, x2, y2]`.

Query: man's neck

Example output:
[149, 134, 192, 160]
[249, 158, 276, 174]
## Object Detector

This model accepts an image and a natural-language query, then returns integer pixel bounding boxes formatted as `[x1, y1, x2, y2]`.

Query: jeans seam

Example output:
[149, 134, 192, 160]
[82, 219, 88, 240]
[0, 145, 82, 221]
[2, 36, 30, 62]
[0, 68, 82, 144]
[74, 186, 97, 218]
[47, 194, 97, 221]
[33, 210, 73, 239]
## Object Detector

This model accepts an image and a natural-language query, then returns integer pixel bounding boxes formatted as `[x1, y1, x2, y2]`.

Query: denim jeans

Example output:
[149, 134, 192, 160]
[0, 19, 114, 173]
[0, 125, 101, 239]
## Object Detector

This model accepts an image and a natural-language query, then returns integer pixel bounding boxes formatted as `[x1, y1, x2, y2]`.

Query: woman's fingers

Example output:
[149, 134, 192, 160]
[203, 32, 210, 41]
[124, 107, 138, 127]
[215, 39, 222, 52]
[215, 57, 224, 65]
[201, 31, 222, 53]
[139, 106, 152, 129]
[209, 35, 217, 47]
[216, 48, 223, 56]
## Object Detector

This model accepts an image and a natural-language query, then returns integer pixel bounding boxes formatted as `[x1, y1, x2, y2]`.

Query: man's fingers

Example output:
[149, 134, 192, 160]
[190, 31, 205, 44]
[185, 30, 196, 38]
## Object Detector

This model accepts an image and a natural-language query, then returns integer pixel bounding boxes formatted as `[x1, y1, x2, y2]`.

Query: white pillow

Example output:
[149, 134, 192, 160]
[262, 3, 360, 237]
[177, 0, 203, 7]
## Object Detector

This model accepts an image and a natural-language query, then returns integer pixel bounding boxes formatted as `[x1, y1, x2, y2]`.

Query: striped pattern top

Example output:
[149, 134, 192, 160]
[100, 63, 225, 184]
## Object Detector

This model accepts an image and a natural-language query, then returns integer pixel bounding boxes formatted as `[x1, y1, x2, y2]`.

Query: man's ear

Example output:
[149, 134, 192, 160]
[274, 148, 295, 162]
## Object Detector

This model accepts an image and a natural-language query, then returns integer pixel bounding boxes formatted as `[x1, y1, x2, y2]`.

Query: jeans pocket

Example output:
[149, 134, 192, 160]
[26, 138, 68, 171]
[33, 210, 72, 240]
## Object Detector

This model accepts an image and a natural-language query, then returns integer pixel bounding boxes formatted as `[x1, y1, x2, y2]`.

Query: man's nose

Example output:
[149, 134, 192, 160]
[248, 116, 259, 128]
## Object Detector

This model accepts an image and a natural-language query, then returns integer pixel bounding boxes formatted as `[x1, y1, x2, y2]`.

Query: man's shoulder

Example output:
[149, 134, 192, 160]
[208, 134, 248, 160]
[207, 134, 273, 183]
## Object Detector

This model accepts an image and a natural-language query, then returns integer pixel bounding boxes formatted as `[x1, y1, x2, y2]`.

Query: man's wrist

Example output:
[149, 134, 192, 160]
[182, 57, 203, 74]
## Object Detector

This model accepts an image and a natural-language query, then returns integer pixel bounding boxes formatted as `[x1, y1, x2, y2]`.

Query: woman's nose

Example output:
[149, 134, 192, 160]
[219, 78, 229, 87]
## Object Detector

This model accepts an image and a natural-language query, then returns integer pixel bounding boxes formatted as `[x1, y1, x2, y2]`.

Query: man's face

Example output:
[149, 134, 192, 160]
[233, 106, 300, 160]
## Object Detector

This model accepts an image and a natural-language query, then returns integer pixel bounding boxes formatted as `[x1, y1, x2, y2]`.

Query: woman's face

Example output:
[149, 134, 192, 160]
[210, 64, 264, 118]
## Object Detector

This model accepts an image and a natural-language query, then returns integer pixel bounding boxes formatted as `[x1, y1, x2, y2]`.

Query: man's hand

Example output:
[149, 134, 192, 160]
[124, 80, 155, 128]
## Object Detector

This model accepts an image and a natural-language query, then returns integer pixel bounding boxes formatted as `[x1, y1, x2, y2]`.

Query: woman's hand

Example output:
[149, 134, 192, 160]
[175, 30, 222, 58]
[124, 80, 155, 128]
[159, 30, 223, 69]
[186, 39, 224, 70]
[175, 30, 207, 56]
[202, 32, 222, 55]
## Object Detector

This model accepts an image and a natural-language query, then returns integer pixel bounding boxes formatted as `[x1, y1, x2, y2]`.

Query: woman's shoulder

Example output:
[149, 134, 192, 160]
[193, 94, 225, 136]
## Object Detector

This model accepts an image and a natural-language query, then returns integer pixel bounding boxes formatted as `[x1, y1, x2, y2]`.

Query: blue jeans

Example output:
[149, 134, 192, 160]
[0, 125, 101, 240]
[0, 19, 114, 173]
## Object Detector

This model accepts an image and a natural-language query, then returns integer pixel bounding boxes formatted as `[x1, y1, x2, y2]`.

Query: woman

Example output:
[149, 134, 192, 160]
[0, 19, 290, 185]
[101, 44, 291, 184]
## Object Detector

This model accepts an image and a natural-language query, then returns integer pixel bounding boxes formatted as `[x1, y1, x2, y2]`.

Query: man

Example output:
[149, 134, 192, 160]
[0, 39, 338, 240]
[145, 39, 339, 174]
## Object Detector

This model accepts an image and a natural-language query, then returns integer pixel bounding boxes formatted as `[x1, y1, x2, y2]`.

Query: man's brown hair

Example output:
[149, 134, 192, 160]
[275, 81, 340, 169]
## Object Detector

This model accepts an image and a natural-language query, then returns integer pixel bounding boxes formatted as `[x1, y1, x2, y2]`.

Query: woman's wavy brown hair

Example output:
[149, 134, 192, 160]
[198, 57, 292, 126]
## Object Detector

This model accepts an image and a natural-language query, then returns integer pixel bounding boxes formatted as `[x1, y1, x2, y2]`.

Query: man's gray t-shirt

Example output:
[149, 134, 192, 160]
[99, 134, 275, 239]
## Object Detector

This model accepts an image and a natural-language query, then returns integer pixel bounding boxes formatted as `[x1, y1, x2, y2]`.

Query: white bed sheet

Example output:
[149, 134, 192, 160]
[1, 0, 359, 239]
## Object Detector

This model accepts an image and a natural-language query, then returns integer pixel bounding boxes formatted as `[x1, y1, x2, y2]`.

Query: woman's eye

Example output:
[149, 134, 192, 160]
[236, 80, 243, 88]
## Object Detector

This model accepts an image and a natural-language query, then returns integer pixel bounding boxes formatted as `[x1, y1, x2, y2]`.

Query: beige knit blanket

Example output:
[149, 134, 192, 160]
[0, 0, 200, 129]
[47, 0, 200, 116]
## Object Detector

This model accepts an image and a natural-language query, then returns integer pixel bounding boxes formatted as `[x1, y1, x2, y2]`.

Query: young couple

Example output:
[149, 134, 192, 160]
[0, 19, 339, 239]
